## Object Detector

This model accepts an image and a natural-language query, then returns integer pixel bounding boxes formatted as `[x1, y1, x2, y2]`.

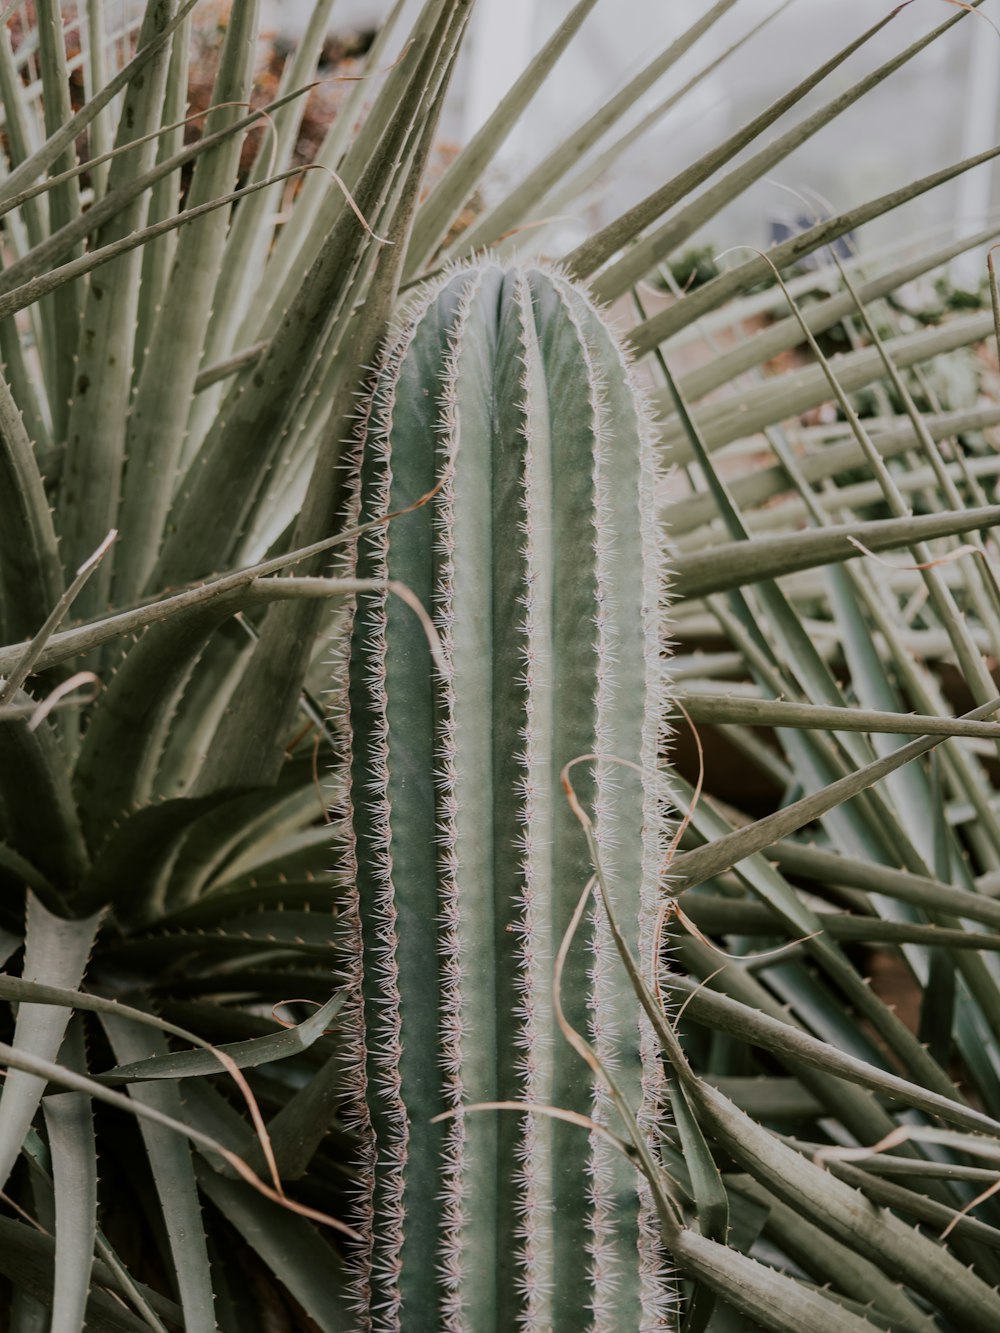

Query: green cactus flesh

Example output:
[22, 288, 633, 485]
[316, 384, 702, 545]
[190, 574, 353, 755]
[347, 262, 670, 1331]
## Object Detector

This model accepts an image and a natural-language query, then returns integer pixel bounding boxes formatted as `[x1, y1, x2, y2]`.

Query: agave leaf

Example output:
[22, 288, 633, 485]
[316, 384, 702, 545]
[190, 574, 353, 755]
[133, 9, 191, 388]
[0, 86, 311, 300]
[151, 5, 472, 595]
[662, 312, 994, 461]
[190, 27, 464, 793]
[670, 696, 1000, 890]
[0, 895, 101, 1191]
[773, 842, 1000, 930]
[678, 227, 1000, 406]
[0, 163, 306, 330]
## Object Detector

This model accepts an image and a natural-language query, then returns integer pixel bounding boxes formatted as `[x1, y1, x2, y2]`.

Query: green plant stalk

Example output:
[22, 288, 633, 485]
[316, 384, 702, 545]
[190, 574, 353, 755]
[347, 262, 667, 1329]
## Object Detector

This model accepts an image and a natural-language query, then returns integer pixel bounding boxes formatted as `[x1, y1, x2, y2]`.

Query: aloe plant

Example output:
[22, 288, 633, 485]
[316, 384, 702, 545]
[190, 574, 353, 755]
[345, 260, 667, 1329]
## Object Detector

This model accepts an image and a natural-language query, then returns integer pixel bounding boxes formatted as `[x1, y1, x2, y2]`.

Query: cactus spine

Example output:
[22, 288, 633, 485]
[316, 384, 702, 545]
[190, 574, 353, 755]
[347, 262, 670, 1330]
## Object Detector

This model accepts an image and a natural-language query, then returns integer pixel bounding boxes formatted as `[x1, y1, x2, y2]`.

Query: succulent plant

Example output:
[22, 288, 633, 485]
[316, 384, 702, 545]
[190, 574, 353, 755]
[345, 260, 668, 1329]
[5, 1, 1000, 1329]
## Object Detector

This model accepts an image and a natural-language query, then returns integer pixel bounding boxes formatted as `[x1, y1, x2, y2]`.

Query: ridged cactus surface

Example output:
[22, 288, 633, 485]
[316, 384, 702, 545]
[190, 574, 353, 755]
[346, 261, 669, 1330]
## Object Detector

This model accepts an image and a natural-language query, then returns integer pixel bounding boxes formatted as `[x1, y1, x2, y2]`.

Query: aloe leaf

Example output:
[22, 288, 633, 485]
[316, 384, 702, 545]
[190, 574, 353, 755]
[113, 0, 260, 606]
[242, 1052, 345, 1182]
[0, 1217, 153, 1333]
[97, 1017, 215, 1329]
[669, 1076, 725, 1333]
[59, 0, 179, 617]
[0, 843, 56, 902]
[693, 1080, 1000, 1330]
[184, 0, 338, 453]
[0, 365, 63, 645]
[673, 1227, 881, 1333]
[0, 895, 102, 1191]
[80, 791, 243, 914]
[672, 504, 1000, 600]
[42, 1081, 97, 1333]
[197, 1167, 353, 1333]
[98, 991, 345, 1083]
[670, 975, 998, 1136]
[152, 3, 472, 596]
[0, 703, 88, 889]
[0, 0, 203, 211]
[727, 1175, 937, 1333]
[191, 45, 456, 794]
[72, 600, 246, 849]
[828, 1156, 1000, 1248]
[182, 1079, 355, 1330]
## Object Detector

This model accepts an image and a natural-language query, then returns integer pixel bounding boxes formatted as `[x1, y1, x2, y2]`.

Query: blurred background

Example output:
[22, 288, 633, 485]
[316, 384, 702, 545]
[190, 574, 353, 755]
[254, 0, 1000, 281]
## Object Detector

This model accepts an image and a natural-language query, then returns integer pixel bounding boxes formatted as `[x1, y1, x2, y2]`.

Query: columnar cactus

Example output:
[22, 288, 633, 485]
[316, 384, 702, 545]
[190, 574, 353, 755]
[346, 261, 670, 1330]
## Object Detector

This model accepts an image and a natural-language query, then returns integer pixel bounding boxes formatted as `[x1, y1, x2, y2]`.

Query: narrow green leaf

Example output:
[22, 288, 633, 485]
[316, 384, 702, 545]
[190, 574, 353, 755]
[672, 505, 1000, 601]
[572, 1, 909, 291]
[43, 1084, 98, 1333]
[98, 991, 345, 1084]
[0, 896, 102, 1191]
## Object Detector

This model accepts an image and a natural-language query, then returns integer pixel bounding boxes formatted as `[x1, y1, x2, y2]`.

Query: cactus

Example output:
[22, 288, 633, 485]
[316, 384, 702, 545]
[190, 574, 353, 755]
[346, 261, 671, 1330]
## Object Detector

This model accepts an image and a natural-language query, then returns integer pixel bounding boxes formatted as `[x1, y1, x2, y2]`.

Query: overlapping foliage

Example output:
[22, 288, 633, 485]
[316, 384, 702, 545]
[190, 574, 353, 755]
[2, 1, 1000, 1329]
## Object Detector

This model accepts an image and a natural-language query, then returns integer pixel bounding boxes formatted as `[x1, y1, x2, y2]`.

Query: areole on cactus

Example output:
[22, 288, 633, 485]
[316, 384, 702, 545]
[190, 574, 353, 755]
[345, 260, 671, 1330]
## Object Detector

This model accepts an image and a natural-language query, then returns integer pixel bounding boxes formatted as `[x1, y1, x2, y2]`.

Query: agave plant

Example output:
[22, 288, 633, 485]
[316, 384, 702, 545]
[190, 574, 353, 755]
[2, 0, 1000, 1329]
